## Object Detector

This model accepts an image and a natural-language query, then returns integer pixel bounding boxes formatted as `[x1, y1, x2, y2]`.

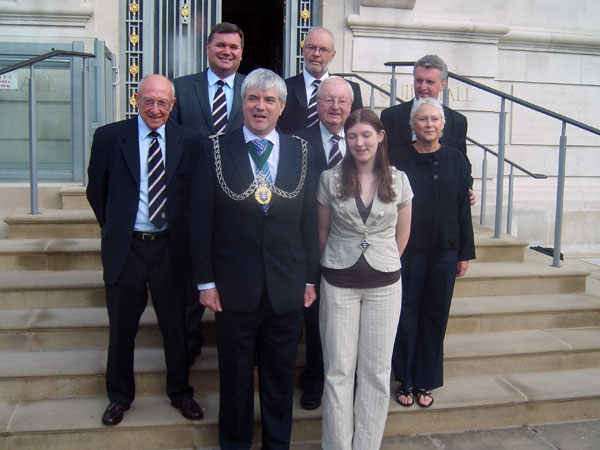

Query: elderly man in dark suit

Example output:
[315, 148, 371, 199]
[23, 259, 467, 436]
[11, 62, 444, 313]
[295, 75, 353, 410]
[190, 68, 319, 450]
[170, 22, 245, 364]
[87, 74, 203, 426]
[278, 26, 363, 134]
[380, 54, 475, 204]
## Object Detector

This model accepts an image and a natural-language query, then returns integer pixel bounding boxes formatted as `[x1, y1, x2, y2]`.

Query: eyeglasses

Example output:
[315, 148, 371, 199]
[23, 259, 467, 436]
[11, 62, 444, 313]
[319, 98, 350, 107]
[304, 44, 333, 55]
[139, 97, 172, 110]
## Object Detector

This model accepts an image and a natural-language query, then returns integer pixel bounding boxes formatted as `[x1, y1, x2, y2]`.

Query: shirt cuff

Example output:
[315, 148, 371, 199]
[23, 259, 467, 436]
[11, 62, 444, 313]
[197, 282, 216, 290]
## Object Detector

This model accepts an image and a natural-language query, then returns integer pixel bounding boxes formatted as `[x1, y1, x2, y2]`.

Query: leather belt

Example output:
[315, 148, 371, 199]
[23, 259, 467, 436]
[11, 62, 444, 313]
[132, 230, 169, 242]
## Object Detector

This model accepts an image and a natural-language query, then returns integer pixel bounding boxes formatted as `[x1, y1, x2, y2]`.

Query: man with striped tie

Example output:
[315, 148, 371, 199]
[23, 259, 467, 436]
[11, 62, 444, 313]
[87, 74, 203, 426]
[190, 68, 319, 449]
[170, 22, 246, 365]
[295, 75, 354, 410]
[278, 26, 363, 134]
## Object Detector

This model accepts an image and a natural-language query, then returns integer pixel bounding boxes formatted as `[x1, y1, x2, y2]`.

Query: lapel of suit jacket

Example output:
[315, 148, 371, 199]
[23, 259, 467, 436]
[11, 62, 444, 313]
[165, 122, 183, 186]
[292, 74, 308, 110]
[275, 133, 301, 192]
[226, 73, 244, 132]
[223, 128, 255, 192]
[120, 118, 141, 186]
[306, 124, 328, 172]
[195, 70, 214, 133]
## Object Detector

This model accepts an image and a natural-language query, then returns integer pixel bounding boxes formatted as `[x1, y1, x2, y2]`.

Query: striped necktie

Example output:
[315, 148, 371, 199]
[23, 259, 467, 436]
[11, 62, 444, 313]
[306, 79, 320, 128]
[251, 138, 272, 214]
[328, 134, 342, 168]
[147, 131, 167, 228]
[212, 80, 227, 133]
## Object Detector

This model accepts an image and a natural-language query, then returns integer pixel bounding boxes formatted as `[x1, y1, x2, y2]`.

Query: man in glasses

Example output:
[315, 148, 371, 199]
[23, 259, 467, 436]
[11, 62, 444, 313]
[278, 27, 363, 134]
[87, 74, 203, 426]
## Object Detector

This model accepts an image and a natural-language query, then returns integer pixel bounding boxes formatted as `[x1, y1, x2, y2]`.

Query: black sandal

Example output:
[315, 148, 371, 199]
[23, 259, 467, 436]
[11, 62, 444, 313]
[414, 388, 434, 408]
[395, 384, 414, 407]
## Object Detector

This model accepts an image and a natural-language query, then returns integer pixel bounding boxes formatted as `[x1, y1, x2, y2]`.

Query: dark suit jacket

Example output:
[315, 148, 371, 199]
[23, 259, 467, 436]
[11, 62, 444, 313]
[381, 99, 471, 176]
[170, 70, 245, 137]
[87, 118, 199, 285]
[278, 73, 363, 134]
[295, 123, 328, 173]
[190, 128, 319, 314]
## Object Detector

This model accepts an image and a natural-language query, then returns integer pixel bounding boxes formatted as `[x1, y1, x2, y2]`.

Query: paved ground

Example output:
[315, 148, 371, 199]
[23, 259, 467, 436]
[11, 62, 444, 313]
[283, 419, 600, 449]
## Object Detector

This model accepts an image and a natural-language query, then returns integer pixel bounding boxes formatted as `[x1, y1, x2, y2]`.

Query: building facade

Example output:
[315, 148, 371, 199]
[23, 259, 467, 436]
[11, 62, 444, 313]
[1, 0, 599, 250]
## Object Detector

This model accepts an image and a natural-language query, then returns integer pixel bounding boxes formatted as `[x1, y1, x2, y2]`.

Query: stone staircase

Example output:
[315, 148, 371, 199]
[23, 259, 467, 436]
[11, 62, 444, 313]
[1, 187, 600, 449]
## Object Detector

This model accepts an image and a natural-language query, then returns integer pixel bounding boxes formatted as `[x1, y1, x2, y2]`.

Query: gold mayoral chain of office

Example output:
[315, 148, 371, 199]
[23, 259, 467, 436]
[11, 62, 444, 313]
[210, 134, 309, 205]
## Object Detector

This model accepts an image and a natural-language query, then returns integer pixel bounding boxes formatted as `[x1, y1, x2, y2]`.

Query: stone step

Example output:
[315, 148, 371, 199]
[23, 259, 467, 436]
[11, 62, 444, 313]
[0, 239, 101, 271]
[444, 327, 600, 378]
[454, 249, 589, 297]
[3, 327, 599, 401]
[0, 223, 526, 263]
[2, 293, 600, 351]
[447, 293, 600, 334]
[4, 208, 99, 239]
[1, 368, 599, 449]
[0, 271, 104, 308]
[471, 223, 528, 262]
[59, 186, 91, 210]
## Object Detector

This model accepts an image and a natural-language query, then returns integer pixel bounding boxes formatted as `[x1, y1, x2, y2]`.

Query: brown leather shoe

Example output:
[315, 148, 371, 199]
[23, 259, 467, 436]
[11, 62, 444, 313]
[171, 398, 204, 420]
[101, 403, 130, 426]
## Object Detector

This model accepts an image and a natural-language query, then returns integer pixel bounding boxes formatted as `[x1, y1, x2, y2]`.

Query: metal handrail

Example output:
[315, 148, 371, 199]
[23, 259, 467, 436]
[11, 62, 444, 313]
[338, 72, 546, 180]
[383, 61, 600, 267]
[384, 62, 600, 136]
[340, 70, 549, 237]
[1, 50, 95, 215]
[0, 50, 94, 75]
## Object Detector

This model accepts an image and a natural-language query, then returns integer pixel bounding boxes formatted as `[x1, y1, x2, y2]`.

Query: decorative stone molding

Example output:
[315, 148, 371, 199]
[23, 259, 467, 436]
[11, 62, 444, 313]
[348, 8, 600, 51]
[361, 0, 416, 8]
[0, 0, 94, 27]
[347, 12, 509, 42]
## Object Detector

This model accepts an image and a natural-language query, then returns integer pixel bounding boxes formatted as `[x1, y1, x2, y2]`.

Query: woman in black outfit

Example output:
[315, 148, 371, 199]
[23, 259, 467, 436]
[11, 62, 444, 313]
[391, 97, 475, 408]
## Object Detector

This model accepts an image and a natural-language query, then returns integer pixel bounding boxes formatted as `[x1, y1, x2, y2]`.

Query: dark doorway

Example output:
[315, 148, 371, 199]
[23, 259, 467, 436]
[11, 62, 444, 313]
[222, 0, 285, 76]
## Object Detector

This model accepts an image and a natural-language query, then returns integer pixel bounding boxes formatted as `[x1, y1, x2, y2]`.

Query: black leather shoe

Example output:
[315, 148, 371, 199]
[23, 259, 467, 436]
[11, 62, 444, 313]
[300, 391, 322, 410]
[171, 398, 204, 420]
[101, 403, 130, 426]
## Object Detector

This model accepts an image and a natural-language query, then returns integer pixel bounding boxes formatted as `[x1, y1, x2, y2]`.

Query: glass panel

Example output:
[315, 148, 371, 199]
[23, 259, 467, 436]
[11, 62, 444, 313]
[0, 58, 74, 180]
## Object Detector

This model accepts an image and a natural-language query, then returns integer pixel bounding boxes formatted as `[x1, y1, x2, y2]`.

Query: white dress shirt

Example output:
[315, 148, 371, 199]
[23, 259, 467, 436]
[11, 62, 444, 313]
[135, 115, 167, 232]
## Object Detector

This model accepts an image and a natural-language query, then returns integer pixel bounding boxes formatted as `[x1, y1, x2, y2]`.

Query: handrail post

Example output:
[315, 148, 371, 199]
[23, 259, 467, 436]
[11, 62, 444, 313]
[553, 121, 568, 267]
[480, 151, 487, 225]
[82, 57, 90, 186]
[369, 85, 375, 110]
[494, 98, 506, 238]
[390, 65, 397, 107]
[29, 64, 39, 215]
[507, 165, 514, 235]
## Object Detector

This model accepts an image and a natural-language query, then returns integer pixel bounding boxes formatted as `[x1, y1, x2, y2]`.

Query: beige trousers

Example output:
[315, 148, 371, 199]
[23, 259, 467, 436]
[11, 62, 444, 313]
[320, 277, 402, 450]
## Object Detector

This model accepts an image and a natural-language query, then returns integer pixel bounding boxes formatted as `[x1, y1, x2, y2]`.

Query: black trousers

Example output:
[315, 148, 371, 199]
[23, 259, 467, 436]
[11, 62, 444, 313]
[185, 279, 206, 363]
[299, 291, 324, 396]
[216, 291, 303, 450]
[105, 236, 193, 405]
[391, 249, 458, 390]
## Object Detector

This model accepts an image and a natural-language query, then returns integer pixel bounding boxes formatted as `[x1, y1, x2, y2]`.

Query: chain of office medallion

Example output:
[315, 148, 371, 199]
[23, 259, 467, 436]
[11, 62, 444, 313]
[211, 135, 308, 201]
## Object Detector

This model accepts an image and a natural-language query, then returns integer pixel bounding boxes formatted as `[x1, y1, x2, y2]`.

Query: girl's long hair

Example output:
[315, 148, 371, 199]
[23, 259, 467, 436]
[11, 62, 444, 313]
[339, 109, 396, 203]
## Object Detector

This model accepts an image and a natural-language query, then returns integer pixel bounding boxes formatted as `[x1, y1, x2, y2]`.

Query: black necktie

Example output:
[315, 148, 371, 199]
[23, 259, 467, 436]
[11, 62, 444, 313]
[306, 79, 320, 128]
[147, 131, 167, 228]
[328, 134, 342, 168]
[212, 80, 227, 133]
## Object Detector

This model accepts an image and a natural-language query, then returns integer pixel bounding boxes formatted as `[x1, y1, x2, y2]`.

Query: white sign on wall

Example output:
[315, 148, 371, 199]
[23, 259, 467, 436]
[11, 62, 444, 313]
[0, 73, 18, 90]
